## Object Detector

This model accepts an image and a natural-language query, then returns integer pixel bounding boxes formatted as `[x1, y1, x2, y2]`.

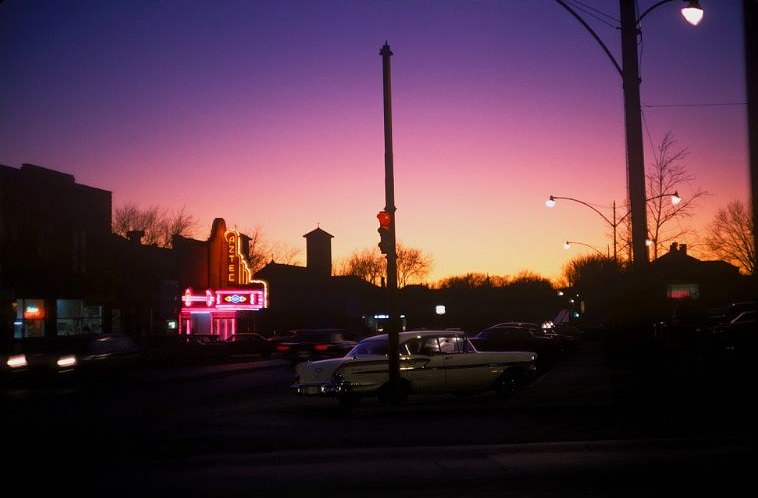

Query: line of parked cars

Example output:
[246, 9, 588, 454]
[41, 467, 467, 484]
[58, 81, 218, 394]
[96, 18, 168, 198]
[1, 332, 144, 385]
[652, 300, 756, 364]
[468, 321, 577, 371]
[2, 327, 367, 384]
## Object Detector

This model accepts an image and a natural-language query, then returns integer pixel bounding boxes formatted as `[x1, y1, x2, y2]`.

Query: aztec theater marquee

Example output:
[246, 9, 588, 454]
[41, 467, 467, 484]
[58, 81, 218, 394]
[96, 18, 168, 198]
[176, 218, 267, 338]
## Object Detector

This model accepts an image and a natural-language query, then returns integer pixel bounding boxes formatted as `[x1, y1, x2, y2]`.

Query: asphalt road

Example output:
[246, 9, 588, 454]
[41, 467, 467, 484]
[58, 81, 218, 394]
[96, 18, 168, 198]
[3, 335, 753, 497]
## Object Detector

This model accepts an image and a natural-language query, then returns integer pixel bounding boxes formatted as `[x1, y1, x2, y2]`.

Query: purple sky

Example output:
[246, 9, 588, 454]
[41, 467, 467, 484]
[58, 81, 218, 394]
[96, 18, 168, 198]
[0, 1, 749, 282]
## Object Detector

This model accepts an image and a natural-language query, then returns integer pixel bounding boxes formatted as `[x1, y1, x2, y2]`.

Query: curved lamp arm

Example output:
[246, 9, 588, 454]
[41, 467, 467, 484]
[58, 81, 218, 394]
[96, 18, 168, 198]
[546, 195, 616, 228]
[564, 241, 607, 257]
[553, 0, 622, 77]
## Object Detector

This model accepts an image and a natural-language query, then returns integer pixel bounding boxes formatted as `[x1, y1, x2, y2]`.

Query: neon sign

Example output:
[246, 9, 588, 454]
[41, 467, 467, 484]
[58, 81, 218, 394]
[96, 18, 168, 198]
[666, 283, 700, 300]
[23, 306, 45, 320]
[215, 289, 265, 310]
[224, 229, 253, 287]
[181, 283, 268, 312]
[226, 231, 238, 284]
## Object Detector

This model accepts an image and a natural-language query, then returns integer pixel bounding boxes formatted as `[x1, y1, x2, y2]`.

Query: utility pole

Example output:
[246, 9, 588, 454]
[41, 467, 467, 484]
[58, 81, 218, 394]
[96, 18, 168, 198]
[745, 0, 758, 285]
[380, 42, 400, 401]
[620, 0, 649, 268]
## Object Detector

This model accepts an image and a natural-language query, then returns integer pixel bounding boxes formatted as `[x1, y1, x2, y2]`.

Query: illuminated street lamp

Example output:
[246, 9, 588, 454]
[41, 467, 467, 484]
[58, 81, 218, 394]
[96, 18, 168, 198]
[554, 0, 702, 267]
[681, 0, 705, 25]
[546, 192, 683, 262]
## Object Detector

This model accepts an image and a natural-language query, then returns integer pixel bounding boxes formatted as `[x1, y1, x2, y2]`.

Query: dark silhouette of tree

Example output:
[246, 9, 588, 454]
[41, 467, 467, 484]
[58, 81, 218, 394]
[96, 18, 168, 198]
[337, 243, 432, 287]
[561, 254, 625, 324]
[396, 243, 433, 287]
[615, 132, 707, 261]
[242, 224, 302, 274]
[112, 202, 195, 248]
[436, 272, 508, 289]
[645, 131, 708, 259]
[704, 200, 755, 275]
[336, 247, 384, 285]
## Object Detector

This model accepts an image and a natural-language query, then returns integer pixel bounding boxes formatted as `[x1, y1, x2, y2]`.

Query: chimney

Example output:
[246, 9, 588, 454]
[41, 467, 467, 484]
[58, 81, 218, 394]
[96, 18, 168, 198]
[679, 244, 687, 255]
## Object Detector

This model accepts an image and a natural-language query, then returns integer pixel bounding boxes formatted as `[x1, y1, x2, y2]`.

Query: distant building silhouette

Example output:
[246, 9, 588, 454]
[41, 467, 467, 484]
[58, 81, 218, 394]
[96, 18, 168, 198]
[256, 226, 382, 335]
[651, 242, 746, 315]
[303, 226, 333, 277]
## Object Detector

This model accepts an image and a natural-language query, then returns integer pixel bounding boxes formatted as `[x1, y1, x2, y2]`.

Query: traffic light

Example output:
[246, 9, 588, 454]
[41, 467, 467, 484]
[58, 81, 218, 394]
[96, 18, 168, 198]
[377, 210, 392, 254]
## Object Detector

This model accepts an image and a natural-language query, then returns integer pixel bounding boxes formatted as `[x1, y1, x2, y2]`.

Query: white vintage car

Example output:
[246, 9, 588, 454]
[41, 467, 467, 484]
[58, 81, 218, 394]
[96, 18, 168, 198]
[291, 330, 538, 407]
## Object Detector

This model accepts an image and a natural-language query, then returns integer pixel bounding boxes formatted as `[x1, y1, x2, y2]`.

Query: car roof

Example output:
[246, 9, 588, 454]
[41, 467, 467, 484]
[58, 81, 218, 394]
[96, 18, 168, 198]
[363, 330, 468, 341]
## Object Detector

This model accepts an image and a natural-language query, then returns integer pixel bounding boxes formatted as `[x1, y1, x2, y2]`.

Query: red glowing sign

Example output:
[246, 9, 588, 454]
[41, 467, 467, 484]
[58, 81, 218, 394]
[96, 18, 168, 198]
[666, 283, 700, 300]
[23, 306, 45, 320]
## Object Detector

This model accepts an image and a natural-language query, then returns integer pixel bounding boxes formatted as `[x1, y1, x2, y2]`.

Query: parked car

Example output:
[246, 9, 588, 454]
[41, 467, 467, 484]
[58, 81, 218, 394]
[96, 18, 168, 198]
[710, 307, 756, 360]
[469, 322, 570, 369]
[292, 329, 538, 408]
[272, 328, 361, 365]
[1, 333, 143, 385]
[225, 332, 273, 357]
[135, 333, 230, 365]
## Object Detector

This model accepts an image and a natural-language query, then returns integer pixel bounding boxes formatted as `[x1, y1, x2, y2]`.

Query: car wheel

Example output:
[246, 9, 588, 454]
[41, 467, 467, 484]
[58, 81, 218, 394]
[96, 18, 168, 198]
[336, 394, 362, 409]
[495, 371, 522, 398]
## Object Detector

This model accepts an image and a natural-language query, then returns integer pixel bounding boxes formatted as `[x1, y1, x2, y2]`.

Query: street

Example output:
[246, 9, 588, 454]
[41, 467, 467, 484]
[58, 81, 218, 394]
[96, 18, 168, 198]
[3, 336, 753, 497]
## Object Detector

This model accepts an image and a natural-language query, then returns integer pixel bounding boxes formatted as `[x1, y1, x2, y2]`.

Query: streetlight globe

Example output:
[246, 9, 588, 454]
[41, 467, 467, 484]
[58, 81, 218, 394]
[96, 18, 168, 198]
[671, 191, 682, 206]
[563, 241, 571, 250]
[681, 1, 704, 26]
[645, 239, 653, 247]
[545, 196, 556, 208]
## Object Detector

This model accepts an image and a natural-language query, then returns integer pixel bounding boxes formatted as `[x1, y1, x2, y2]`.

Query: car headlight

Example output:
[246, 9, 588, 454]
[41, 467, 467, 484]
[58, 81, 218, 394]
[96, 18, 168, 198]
[56, 355, 78, 369]
[6, 354, 28, 369]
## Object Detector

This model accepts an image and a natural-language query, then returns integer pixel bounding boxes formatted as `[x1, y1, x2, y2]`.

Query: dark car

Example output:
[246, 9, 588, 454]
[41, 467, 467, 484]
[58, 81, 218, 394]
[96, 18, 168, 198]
[271, 328, 361, 365]
[225, 333, 273, 357]
[469, 323, 569, 369]
[135, 333, 231, 365]
[710, 307, 755, 361]
[1, 333, 143, 385]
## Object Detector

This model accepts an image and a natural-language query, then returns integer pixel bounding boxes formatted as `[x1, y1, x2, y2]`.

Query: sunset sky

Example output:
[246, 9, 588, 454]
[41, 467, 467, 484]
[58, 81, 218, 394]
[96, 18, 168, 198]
[0, 1, 749, 283]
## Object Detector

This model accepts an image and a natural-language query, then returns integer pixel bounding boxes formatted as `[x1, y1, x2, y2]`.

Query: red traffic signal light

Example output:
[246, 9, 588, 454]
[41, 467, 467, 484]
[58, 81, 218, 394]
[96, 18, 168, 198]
[377, 211, 391, 230]
[377, 211, 392, 254]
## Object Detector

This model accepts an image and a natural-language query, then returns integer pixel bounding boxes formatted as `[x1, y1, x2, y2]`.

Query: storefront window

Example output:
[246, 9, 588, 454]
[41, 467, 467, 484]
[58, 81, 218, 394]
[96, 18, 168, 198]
[56, 300, 102, 335]
[15, 298, 46, 338]
[57, 299, 82, 335]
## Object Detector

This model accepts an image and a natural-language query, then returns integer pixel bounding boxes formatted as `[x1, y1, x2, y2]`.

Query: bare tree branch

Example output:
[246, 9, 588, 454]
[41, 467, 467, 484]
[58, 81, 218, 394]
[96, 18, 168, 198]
[704, 200, 755, 275]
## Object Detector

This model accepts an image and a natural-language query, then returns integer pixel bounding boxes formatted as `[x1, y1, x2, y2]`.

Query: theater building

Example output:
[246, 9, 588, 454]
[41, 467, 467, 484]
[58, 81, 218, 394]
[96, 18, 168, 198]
[173, 218, 267, 339]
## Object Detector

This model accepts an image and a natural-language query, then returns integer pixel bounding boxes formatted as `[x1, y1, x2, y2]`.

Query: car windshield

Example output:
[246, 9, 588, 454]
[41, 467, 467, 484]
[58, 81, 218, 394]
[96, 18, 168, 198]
[348, 334, 476, 357]
[347, 337, 388, 356]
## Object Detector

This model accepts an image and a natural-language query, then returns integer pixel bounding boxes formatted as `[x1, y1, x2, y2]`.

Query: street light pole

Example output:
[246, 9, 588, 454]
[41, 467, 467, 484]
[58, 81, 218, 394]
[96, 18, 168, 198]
[547, 192, 681, 262]
[620, 0, 648, 268]
[554, 0, 702, 268]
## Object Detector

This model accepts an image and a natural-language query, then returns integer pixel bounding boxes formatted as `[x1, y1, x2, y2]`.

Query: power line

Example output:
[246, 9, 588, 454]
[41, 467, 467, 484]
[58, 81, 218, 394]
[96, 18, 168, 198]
[642, 101, 747, 108]
[565, 0, 618, 29]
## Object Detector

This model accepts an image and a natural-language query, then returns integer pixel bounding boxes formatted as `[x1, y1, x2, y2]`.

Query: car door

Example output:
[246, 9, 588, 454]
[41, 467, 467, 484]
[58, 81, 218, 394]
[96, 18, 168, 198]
[440, 334, 497, 392]
[400, 336, 446, 394]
